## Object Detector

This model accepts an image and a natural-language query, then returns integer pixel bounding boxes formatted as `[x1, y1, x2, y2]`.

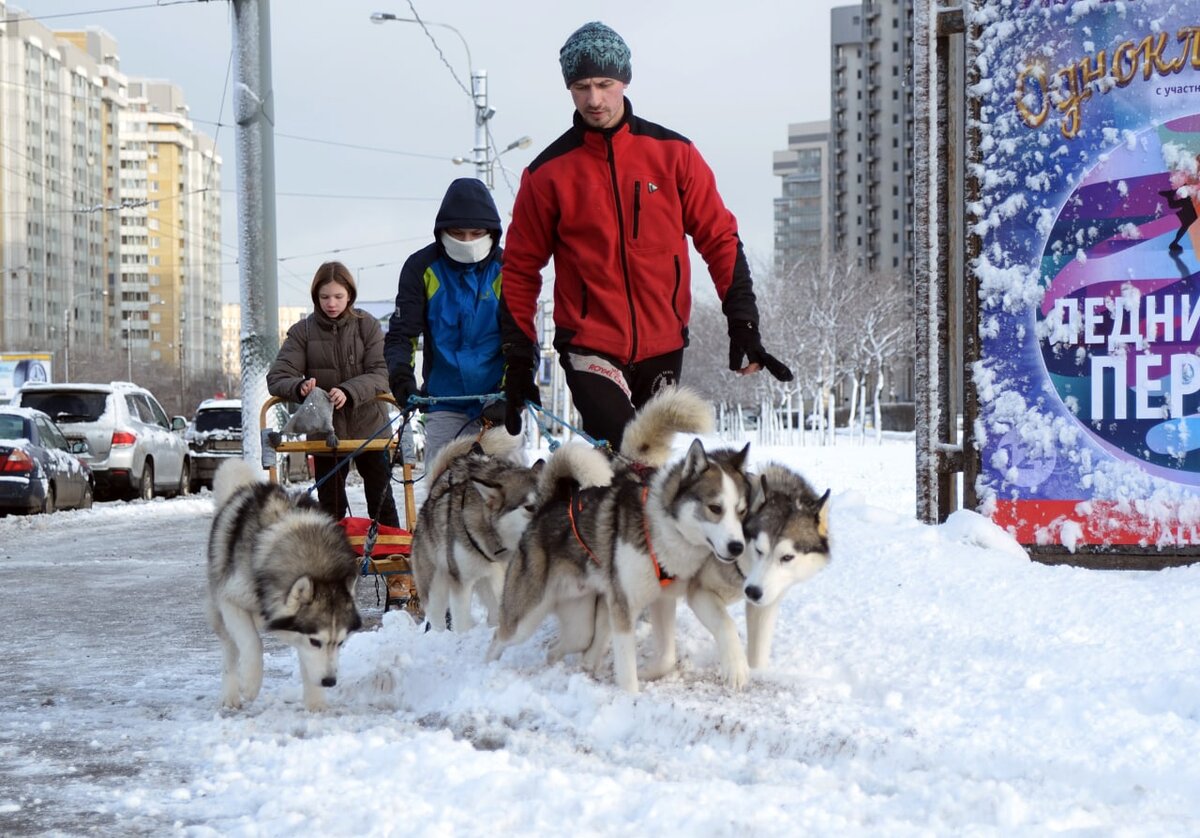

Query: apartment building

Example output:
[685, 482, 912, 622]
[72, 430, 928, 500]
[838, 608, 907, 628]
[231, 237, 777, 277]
[773, 120, 831, 274]
[118, 79, 221, 384]
[0, 6, 221, 389]
[830, 0, 913, 277]
[0, 9, 109, 369]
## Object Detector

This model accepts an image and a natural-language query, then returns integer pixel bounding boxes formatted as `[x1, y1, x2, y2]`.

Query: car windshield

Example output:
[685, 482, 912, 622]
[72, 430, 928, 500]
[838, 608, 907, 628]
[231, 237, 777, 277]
[0, 414, 30, 441]
[194, 409, 241, 433]
[20, 392, 107, 423]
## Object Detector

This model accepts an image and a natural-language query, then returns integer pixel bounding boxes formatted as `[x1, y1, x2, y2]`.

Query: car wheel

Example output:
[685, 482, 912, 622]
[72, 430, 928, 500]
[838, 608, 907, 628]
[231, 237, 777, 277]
[177, 459, 191, 497]
[78, 481, 94, 510]
[139, 462, 155, 501]
[41, 484, 56, 515]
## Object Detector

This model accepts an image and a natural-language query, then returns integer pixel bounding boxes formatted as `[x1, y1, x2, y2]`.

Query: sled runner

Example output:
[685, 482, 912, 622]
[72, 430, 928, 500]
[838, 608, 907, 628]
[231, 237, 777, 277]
[259, 394, 421, 614]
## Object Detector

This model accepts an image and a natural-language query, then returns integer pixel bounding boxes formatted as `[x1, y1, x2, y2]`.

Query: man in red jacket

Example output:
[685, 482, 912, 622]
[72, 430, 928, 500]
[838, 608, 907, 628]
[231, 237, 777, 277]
[500, 21, 791, 448]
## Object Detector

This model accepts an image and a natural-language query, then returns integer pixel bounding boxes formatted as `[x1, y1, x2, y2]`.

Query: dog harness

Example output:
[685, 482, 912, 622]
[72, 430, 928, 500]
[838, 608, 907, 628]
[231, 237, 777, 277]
[567, 484, 673, 587]
[442, 477, 506, 566]
[640, 484, 674, 587]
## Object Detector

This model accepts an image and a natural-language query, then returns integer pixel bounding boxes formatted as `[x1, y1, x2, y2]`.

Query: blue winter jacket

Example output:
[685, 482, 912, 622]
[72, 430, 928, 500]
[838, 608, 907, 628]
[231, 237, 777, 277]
[384, 178, 504, 417]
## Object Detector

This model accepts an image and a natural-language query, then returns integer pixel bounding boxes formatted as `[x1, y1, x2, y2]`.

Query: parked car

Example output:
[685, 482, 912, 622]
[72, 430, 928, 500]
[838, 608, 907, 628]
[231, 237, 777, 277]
[13, 382, 190, 501]
[186, 398, 243, 492]
[189, 398, 311, 490]
[0, 406, 94, 514]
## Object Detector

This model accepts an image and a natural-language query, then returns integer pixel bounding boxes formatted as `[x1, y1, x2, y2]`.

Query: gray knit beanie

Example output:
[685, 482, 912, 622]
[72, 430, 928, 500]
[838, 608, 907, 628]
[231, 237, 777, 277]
[559, 21, 632, 87]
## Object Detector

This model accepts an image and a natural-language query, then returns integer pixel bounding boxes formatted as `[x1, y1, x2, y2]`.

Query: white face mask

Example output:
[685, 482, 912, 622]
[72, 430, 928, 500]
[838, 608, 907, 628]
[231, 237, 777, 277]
[440, 232, 492, 264]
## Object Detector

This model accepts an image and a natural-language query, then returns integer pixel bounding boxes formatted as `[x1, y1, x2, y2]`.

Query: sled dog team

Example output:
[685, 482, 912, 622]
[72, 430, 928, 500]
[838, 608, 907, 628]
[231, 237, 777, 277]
[206, 387, 831, 711]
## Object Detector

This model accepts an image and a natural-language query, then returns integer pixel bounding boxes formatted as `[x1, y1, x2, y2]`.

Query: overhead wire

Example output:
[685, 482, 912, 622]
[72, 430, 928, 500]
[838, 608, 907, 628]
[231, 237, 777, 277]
[403, 0, 474, 102]
[1, 0, 212, 26]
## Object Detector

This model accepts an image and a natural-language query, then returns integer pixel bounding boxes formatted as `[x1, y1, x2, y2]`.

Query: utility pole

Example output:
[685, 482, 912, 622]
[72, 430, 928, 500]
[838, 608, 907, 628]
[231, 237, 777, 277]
[472, 70, 492, 187]
[232, 0, 280, 467]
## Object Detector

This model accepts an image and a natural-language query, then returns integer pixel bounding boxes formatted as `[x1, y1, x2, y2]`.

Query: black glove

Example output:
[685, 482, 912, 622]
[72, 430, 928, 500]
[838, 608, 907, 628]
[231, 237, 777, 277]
[503, 357, 541, 435]
[728, 320, 794, 382]
[389, 373, 417, 410]
[481, 397, 507, 425]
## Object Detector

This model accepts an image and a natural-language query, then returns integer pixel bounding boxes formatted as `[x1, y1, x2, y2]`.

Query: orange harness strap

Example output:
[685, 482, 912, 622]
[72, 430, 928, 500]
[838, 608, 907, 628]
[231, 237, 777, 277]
[640, 484, 673, 587]
[566, 484, 672, 587]
[568, 489, 603, 567]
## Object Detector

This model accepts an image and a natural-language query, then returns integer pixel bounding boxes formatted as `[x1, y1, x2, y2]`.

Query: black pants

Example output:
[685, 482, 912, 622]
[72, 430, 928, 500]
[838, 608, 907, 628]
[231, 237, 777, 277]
[312, 450, 400, 527]
[560, 348, 683, 450]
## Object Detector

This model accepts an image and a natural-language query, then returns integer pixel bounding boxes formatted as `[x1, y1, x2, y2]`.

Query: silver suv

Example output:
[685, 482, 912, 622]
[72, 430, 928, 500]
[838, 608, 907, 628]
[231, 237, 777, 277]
[14, 381, 190, 501]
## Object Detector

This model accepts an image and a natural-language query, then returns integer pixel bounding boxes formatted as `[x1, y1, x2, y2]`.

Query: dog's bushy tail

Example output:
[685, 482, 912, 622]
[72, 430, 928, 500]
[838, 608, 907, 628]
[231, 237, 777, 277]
[425, 436, 476, 484]
[475, 426, 526, 465]
[620, 386, 715, 467]
[538, 442, 613, 504]
[213, 458, 262, 507]
[426, 426, 526, 484]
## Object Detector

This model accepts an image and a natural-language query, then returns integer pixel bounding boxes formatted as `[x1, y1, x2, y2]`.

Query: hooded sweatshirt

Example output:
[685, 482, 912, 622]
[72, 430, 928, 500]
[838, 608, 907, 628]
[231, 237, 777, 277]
[383, 178, 505, 416]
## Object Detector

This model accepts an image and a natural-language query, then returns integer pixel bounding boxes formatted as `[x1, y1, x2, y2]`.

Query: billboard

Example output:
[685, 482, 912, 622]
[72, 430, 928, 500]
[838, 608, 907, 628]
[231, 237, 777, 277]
[0, 353, 52, 403]
[969, 0, 1200, 551]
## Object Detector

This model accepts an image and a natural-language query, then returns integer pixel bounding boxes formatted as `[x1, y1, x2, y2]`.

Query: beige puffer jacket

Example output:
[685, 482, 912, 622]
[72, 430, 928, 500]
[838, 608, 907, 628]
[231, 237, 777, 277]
[266, 308, 391, 441]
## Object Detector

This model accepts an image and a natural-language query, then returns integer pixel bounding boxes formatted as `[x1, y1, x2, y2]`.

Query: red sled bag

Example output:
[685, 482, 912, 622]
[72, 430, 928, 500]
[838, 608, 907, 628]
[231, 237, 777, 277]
[336, 517, 420, 615]
[336, 516, 412, 557]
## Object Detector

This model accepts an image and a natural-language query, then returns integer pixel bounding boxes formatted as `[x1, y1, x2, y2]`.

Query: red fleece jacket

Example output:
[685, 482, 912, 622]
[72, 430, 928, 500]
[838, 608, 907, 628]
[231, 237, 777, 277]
[500, 99, 759, 364]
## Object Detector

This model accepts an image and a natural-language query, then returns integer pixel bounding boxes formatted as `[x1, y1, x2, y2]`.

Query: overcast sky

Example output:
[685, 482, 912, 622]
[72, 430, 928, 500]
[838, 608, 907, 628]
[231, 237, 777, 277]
[28, 0, 848, 307]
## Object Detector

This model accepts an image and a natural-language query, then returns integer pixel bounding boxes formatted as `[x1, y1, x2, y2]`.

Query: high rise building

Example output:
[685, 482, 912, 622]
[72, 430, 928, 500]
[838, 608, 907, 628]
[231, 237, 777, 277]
[118, 79, 221, 389]
[0, 10, 111, 371]
[773, 120, 831, 274]
[0, 6, 221, 395]
[830, 1, 913, 277]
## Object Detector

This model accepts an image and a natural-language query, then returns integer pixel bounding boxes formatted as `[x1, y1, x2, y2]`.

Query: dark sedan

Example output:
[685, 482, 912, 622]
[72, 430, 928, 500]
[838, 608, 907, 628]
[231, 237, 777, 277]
[0, 407, 94, 514]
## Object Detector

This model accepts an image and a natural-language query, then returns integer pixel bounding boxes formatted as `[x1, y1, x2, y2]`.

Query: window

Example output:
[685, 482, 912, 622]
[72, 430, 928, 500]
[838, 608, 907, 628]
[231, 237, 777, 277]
[37, 417, 68, 450]
[124, 394, 144, 421]
[144, 396, 171, 428]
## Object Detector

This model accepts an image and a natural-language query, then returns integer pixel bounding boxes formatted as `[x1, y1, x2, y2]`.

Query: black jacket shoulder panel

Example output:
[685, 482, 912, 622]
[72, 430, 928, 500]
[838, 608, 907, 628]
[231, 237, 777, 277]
[528, 126, 586, 173]
[627, 114, 691, 146]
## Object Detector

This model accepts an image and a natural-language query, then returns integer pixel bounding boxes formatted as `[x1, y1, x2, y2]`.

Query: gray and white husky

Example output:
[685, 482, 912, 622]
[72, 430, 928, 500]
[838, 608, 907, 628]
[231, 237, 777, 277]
[206, 459, 362, 712]
[681, 463, 831, 689]
[487, 386, 753, 693]
[409, 427, 541, 632]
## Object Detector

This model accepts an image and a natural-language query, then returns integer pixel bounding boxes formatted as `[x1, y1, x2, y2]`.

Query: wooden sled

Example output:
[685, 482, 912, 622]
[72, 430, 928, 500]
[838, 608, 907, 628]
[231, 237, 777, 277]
[260, 394, 421, 615]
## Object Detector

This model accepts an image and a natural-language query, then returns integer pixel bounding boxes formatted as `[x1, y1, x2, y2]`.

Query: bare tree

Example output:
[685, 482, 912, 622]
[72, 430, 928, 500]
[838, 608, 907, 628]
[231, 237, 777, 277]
[858, 269, 915, 442]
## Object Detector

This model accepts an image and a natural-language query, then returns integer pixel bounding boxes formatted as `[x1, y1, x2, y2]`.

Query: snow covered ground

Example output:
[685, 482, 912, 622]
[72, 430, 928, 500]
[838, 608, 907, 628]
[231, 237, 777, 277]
[3, 434, 1200, 836]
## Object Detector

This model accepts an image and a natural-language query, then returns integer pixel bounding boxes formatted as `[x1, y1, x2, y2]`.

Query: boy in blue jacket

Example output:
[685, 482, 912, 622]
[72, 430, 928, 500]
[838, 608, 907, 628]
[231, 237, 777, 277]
[385, 178, 507, 464]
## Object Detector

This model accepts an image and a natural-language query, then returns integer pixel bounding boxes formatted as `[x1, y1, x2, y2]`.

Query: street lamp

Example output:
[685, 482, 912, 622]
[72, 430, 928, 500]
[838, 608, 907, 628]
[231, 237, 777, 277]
[370, 11, 494, 185]
[65, 288, 107, 383]
[455, 134, 533, 195]
[123, 314, 133, 382]
[453, 134, 532, 166]
[369, 12, 473, 76]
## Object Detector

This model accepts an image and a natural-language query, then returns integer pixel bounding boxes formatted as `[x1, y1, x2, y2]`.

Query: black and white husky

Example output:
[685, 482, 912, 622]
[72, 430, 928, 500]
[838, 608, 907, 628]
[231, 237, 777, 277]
[486, 387, 753, 693]
[206, 459, 362, 712]
[408, 427, 542, 632]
